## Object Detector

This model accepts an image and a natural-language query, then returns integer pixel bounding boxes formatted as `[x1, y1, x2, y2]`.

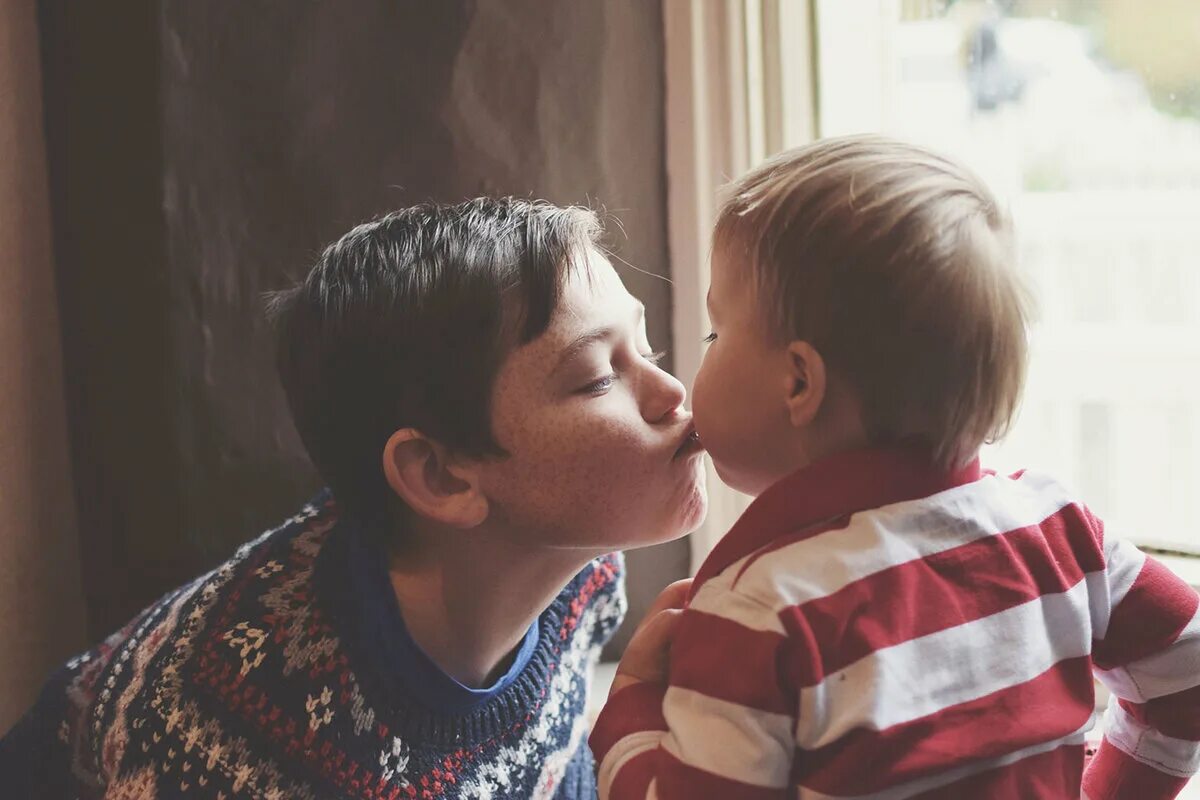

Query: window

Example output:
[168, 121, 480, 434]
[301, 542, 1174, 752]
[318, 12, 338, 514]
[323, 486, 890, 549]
[666, 0, 1200, 575]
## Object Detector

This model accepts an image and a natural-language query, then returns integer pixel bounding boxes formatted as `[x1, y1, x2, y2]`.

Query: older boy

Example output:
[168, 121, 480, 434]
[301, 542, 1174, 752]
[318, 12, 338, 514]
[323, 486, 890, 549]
[0, 198, 707, 799]
[594, 136, 1200, 799]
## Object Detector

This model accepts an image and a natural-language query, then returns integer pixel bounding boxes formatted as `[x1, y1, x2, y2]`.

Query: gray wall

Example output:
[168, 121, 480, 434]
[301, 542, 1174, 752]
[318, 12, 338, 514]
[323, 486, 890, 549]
[39, 0, 687, 654]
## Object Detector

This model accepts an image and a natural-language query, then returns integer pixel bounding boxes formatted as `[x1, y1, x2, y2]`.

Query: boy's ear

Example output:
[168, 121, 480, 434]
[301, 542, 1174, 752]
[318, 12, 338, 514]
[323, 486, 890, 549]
[381, 429, 489, 529]
[784, 341, 828, 428]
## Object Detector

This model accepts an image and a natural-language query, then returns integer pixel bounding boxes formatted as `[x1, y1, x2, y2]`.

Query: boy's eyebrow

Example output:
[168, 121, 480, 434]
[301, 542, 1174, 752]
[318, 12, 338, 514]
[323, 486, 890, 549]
[553, 302, 646, 375]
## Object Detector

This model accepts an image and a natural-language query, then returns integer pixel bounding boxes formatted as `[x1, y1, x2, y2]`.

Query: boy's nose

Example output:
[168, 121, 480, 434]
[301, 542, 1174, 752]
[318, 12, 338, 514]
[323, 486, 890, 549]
[643, 367, 687, 423]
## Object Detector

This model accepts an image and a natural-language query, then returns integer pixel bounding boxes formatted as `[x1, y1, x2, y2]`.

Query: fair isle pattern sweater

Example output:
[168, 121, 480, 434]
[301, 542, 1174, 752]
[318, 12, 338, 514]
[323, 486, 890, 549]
[592, 448, 1200, 799]
[0, 492, 626, 799]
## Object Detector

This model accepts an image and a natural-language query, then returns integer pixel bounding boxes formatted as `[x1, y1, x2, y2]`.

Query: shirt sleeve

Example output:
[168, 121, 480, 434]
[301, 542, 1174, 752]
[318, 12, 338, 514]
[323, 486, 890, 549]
[590, 585, 795, 799]
[1087, 533, 1200, 800]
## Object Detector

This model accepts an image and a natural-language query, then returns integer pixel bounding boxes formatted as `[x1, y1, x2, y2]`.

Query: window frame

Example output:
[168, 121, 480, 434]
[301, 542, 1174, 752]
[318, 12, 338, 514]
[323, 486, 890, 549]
[664, 0, 1200, 586]
[663, 0, 818, 571]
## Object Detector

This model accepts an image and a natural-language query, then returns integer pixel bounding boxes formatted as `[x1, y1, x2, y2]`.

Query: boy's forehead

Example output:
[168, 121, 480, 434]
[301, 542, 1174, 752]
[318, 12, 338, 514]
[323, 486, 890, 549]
[514, 254, 639, 362]
[551, 253, 630, 330]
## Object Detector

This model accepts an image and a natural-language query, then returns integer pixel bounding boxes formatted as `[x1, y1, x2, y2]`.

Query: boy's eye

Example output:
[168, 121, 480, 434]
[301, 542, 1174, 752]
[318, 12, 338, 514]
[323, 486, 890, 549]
[703, 332, 717, 343]
[580, 374, 617, 395]
[578, 351, 666, 396]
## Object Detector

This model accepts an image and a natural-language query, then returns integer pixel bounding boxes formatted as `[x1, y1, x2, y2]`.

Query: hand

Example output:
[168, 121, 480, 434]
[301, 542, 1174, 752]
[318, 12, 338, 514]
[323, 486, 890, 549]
[610, 578, 692, 696]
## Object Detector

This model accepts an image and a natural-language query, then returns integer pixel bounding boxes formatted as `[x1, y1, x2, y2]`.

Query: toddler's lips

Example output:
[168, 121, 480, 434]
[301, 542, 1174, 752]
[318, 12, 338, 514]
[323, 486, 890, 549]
[673, 426, 705, 459]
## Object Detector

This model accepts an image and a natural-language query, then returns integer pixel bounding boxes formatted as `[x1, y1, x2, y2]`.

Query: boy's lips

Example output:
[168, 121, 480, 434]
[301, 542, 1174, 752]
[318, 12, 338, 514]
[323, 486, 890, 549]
[673, 423, 705, 459]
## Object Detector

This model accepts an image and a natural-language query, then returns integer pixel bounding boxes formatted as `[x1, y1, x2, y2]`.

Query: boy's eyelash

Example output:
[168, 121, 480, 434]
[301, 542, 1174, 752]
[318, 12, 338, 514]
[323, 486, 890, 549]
[703, 332, 717, 343]
[579, 351, 667, 396]
[581, 375, 616, 395]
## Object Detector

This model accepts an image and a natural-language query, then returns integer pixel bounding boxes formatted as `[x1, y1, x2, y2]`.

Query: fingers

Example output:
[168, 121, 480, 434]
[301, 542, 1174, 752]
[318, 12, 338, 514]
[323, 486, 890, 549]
[637, 606, 684, 644]
[626, 607, 685, 660]
[610, 579, 694, 694]
[642, 578, 693, 620]
[616, 606, 685, 686]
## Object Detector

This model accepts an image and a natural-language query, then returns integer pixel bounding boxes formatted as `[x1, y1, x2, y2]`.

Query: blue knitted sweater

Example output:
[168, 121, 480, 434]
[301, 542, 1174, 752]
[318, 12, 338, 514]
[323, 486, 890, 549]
[0, 492, 626, 799]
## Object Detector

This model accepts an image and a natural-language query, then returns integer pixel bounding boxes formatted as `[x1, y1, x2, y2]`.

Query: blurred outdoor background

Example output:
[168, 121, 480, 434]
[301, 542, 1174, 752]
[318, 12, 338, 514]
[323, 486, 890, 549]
[820, 0, 1200, 555]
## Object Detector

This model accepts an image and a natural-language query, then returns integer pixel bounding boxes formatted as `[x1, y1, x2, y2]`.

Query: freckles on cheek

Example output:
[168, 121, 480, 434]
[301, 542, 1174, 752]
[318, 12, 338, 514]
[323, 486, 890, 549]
[536, 418, 654, 500]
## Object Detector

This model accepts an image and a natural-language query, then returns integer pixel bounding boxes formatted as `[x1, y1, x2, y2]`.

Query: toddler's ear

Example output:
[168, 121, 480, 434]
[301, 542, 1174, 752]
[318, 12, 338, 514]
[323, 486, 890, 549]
[784, 341, 827, 428]
[381, 429, 489, 528]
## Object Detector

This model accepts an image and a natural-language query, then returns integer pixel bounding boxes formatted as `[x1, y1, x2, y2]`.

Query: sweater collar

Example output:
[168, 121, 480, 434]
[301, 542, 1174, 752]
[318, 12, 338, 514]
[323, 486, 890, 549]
[691, 445, 983, 597]
[344, 518, 540, 714]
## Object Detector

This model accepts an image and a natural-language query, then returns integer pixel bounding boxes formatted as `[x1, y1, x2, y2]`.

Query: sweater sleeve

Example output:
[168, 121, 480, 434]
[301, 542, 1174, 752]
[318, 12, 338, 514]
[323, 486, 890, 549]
[0, 599, 158, 798]
[1086, 534, 1200, 800]
[590, 584, 795, 799]
[0, 653, 108, 798]
[0, 674, 72, 797]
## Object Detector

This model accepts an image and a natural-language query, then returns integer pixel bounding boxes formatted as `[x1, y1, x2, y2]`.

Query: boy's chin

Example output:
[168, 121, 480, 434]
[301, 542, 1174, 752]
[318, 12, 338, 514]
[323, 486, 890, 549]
[553, 467, 708, 554]
[679, 486, 710, 537]
[624, 485, 709, 552]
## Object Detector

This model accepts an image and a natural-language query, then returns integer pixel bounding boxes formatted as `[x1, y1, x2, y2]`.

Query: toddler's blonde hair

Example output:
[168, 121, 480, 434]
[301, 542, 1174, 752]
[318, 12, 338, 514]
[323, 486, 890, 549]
[715, 134, 1030, 468]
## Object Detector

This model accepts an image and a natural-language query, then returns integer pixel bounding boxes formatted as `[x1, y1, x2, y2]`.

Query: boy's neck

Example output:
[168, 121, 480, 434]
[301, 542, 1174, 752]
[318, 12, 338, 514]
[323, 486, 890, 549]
[385, 522, 596, 689]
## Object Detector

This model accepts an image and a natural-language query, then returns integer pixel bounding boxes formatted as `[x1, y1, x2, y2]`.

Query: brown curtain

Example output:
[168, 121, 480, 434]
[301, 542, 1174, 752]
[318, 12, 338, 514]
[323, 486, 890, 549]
[8, 4, 687, 726]
[0, 0, 85, 734]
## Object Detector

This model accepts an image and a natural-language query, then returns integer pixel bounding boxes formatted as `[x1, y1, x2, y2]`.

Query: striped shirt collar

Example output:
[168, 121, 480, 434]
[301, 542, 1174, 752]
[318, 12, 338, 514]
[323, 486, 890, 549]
[691, 445, 983, 597]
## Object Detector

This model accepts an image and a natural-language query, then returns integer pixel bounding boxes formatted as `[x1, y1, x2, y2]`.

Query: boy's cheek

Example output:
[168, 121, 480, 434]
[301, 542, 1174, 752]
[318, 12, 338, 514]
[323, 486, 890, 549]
[498, 422, 661, 497]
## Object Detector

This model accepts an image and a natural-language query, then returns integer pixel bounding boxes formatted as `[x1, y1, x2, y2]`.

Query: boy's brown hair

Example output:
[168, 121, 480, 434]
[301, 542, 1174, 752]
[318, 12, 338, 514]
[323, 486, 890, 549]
[269, 198, 600, 522]
[714, 134, 1030, 467]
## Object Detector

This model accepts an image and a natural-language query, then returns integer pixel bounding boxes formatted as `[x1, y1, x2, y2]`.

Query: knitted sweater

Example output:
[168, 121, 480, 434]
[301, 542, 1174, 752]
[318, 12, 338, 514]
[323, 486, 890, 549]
[0, 491, 626, 799]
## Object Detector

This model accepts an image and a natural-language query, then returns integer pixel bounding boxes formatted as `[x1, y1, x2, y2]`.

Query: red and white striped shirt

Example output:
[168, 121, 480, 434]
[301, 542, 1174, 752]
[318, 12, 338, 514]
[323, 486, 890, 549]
[592, 447, 1200, 799]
